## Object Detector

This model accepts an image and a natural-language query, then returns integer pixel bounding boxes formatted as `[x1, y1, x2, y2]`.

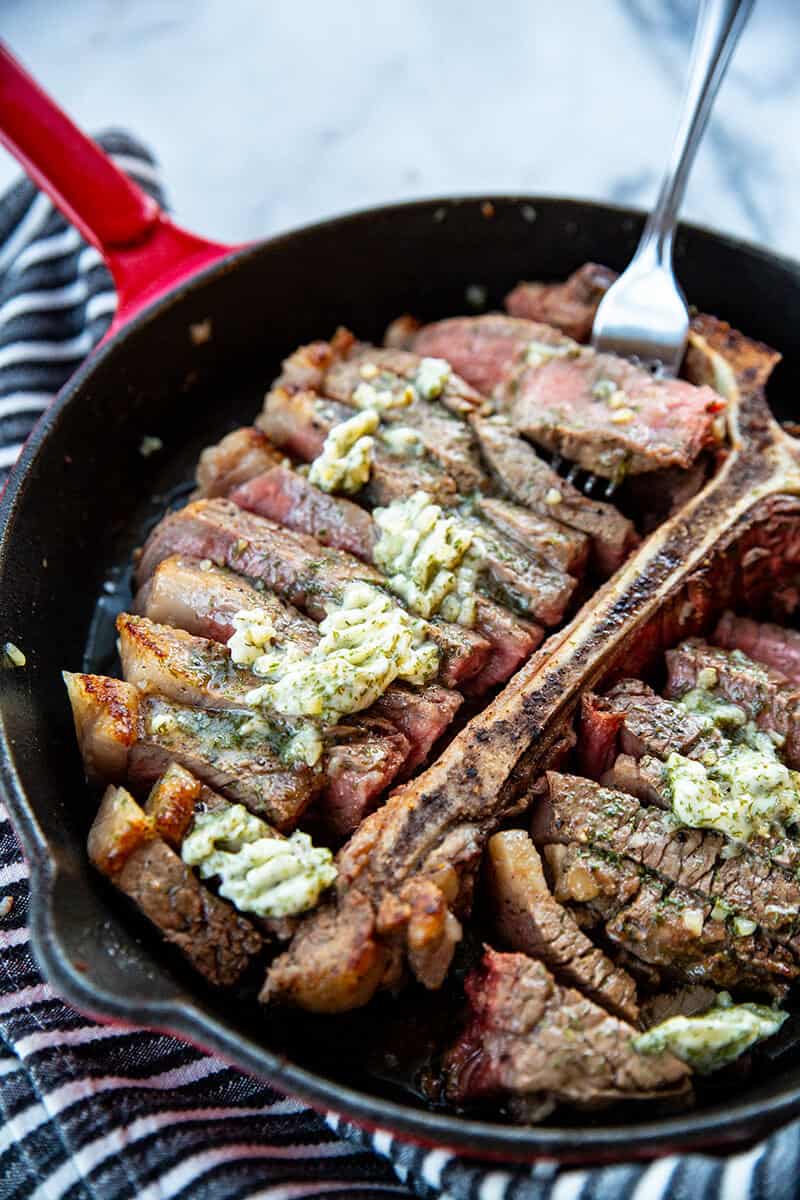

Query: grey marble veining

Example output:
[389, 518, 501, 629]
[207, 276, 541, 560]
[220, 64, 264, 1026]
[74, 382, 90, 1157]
[2, 0, 800, 262]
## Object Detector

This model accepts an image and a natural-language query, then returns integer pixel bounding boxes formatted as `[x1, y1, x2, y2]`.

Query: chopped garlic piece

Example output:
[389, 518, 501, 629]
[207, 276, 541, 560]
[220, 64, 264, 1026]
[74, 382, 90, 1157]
[607, 389, 630, 410]
[610, 407, 636, 424]
[308, 409, 378, 493]
[182, 803, 336, 918]
[697, 667, 719, 689]
[415, 357, 451, 400]
[381, 425, 424, 457]
[544, 487, 562, 506]
[3, 642, 25, 668]
[681, 908, 704, 937]
[373, 491, 484, 626]
[525, 338, 581, 367]
[359, 361, 379, 380]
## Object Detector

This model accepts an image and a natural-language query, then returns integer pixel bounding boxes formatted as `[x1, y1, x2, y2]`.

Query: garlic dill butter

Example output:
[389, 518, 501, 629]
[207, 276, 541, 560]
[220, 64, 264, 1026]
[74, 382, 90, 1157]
[665, 681, 800, 843]
[633, 992, 786, 1074]
[231, 582, 438, 765]
[182, 803, 336, 918]
[373, 491, 485, 626]
[308, 408, 378, 494]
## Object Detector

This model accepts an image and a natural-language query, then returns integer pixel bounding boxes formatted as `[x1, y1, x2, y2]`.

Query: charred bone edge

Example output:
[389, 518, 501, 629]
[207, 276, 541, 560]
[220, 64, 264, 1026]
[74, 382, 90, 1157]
[263, 321, 800, 1014]
[87, 773, 265, 988]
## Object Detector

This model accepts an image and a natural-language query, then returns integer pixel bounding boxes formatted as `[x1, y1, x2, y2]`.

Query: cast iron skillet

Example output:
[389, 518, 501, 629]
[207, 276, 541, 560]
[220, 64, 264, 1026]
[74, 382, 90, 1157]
[4, 45, 800, 1165]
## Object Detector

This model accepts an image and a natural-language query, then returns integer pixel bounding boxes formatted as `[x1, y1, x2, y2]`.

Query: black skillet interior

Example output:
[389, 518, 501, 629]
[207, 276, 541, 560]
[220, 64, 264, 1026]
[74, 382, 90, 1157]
[3, 196, 800, 1163]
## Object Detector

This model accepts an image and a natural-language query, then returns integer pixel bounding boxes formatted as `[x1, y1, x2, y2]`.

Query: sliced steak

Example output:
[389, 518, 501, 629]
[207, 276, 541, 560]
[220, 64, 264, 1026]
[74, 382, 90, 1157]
[136, 555, 318, 652]
[500, 324, 724, 479]
[194, 426, 283, 498]
[88, 784, 263, 986]
[600, 753, 671, 808]
[476, 495, 589, 576]
[442, 948, 690, 1110]
[257, 386, 459, 507]
[546, 844, 795, 997]
[117, 613, 411, 836]
[578, 691, 625, 778]
[64, 670, 317, 831]
[233, 461, 562, 632]
[232, 466, 376, 559]
[713, 612, 800, 686]
[471, 415, 638, 575]
[581, 678, 724, 771]
[63, 673, 139, 784]
[412, 314, 535, 395]
[323, 343, 485, 417]
[505, 263, 617, 341]
[534, 773, 800, 944]
[134, 498, 489, 688]
[487, 830, 638, 1021]
[138, 555, 461, 774]
[665, 639, 800, 767]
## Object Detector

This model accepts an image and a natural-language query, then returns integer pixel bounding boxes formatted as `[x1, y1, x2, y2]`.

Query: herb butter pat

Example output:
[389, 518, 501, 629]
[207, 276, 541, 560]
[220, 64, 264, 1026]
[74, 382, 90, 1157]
[228, 608, 276, 668]
[633, 992, 786, 1074]
[308, 409, 378, 494]
[243, 581, 438, 731]
[373, 491, 485, 626]
[665, 682, 800, 843]
[415, 357, 451, 400]
[181, 803, 336, 918]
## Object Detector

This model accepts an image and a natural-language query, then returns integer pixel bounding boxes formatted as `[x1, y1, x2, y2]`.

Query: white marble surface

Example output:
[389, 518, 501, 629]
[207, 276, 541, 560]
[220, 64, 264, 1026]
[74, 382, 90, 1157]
[3, 0, 800, 258]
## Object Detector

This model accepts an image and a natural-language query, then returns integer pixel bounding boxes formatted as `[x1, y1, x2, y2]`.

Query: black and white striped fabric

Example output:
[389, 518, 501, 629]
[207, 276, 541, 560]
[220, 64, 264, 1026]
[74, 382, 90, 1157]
[2, 134, 800, 1200]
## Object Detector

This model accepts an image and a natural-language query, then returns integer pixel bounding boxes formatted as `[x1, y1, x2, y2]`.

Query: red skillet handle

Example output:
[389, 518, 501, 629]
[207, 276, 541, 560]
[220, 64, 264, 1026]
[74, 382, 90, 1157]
[0, 43, 235, 333]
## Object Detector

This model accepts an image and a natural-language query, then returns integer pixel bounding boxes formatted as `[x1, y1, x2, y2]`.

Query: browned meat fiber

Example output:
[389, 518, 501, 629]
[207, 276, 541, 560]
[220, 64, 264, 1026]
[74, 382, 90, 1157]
[136, 555, 463, 778]
[442, 949, 690, 1112]
[88, 783, 263, 986]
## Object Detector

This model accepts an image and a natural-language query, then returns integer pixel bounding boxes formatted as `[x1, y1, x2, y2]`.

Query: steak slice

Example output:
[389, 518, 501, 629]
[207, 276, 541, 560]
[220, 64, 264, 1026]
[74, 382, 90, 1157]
[232, 466, 376, 559]
[233, 463, 561, 633]
[117, 612, 411, 837]
[500, 324, 724, 479]
[534, 773, 800, 944]
[412, 314, 535, 396]
[487, 830, 638, 1021]
[64, 670, 316, 831]
[580, 678, 725, 773]
[88, 784, 263, 986]
[471, 415, 638, 575]
[546, 844, 795, 997]
[63, 672, 139, 784]
[505, 263, 617, 341]
[665, 639, 800, 767]
[323, 343, 486, 417]
[600, 753, 671, 808]
[138, 555, 462, 775]
[322, 352, 489, 494]
[442, 948, 690, 1111]
[135, 498, 488, 688]
[257, 387, 459, 507]
[476, 495, 589, 576]
[194, 426, 283, 499]
[713, 612, 800, 686]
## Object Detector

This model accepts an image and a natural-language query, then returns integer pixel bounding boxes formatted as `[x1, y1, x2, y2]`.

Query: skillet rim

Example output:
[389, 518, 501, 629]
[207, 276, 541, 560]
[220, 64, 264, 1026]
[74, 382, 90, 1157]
[3, 192, 800, 1162]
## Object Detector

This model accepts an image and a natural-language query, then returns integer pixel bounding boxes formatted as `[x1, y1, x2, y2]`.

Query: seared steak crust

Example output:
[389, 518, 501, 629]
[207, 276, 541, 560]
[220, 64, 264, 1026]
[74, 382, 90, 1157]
[442, 949, 690, 1109]
[487, 830, 638, 1021]
[546, 844, 795, 996]
[505, 264, 617, 341]
[535, 773, 800, 944]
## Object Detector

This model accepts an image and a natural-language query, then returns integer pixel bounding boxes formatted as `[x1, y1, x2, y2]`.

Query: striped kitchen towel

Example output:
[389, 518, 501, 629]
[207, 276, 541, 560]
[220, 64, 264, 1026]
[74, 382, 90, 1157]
[1, 133, 800, 1200]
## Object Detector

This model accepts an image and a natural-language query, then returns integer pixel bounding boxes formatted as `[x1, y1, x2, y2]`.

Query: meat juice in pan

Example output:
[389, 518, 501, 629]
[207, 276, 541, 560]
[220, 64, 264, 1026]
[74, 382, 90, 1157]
[69, 265, 800, 1122]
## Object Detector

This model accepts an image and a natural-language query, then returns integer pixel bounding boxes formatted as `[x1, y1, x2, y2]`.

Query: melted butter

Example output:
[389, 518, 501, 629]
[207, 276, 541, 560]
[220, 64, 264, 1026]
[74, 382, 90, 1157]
[633, 992, 786, 1074]
[182, 803, 336, 918]
[228, 607, 276, 668]
[415, 357, 451, 400]
[308, 409, 379, 493]
[242, 582, 438, 741]
[372, 491, 485, 626]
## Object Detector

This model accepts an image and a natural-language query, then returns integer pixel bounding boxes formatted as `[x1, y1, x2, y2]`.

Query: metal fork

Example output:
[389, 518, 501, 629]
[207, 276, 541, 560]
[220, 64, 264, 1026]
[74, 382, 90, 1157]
[591, 0, 753, 376]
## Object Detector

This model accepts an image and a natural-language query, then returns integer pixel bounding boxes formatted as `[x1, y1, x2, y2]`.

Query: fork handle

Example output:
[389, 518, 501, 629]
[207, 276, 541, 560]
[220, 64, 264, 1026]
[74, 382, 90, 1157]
[637, 0, 754, 266]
